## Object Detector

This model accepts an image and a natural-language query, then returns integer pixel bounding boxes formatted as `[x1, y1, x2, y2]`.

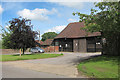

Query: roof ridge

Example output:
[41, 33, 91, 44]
[69, 22, 80, 24]
[46, 39, 53, 40]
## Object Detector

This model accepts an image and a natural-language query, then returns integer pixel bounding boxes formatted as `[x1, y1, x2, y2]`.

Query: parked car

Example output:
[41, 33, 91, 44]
[30, 47, 45, 53]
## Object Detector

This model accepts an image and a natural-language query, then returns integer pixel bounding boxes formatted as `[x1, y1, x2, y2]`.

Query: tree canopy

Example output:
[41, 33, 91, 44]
[41, 32, 58, 41]
[1, 25, 13, 49]
[73, 2, 119, 55]
[2, 17, 38, 54]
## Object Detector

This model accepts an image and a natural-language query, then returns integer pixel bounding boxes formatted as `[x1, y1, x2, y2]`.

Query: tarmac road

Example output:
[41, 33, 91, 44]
[2, 64, 67, 78]
[2, 52, 101, 78]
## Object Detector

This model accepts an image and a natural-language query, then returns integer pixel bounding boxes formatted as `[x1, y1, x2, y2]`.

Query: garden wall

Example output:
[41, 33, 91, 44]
[1, 49, 29, 54]
[41, 46, 59, 52]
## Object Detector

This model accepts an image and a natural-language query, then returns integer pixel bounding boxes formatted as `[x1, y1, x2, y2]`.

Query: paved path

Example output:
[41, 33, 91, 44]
[2, 52, 101, 78]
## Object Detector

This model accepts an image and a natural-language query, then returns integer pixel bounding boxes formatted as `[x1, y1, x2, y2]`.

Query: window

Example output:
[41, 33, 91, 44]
[65, 44, 68, 47]
[55, 42, 59, 46]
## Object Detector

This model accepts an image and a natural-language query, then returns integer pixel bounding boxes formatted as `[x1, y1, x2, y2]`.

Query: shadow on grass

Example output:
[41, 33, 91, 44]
[70, 54, 119, 66]
[81, 55, 119, 65]
[76, 55, 119, 78]
[12, 53, 40, 56]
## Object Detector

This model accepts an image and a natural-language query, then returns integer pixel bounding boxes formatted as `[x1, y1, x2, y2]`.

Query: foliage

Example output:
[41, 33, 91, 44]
[73, 2, 119, 55]
[1, 25, 13, 49]
[2, 17, 38, 54]
[41, 32, 58, 41]
[77, 55, 119, 78]
[0, 40, 2, 49]
[1, 53, 63, 61]
[60, 53, 63, 55]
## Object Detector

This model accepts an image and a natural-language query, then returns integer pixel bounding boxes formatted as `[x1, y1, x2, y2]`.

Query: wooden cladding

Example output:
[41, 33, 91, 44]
[54, 37, 102, 52]
[87, 37, 102, 52]
[73, 39, 87, 52]
[58, 39, 73, 52]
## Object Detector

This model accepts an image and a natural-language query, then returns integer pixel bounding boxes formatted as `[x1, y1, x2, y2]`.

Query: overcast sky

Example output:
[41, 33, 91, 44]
[0, 0, 99, 39]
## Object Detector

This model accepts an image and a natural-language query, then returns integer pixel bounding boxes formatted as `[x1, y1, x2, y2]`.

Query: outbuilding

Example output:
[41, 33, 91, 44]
[41, 39, 59, 52]
[54, 22, 102, 52]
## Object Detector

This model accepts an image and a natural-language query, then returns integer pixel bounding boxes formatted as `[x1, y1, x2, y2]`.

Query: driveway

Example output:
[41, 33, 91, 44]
[2, 64, 67, 78]
[2, 52, 101, 78]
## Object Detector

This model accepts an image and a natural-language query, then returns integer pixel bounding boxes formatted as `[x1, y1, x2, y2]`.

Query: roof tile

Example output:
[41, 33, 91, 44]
[55, 22, 101, 38]
[42, 39, 53, 45]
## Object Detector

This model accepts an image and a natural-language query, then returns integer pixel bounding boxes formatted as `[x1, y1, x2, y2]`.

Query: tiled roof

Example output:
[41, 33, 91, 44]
[55, 22, 101, 39]
[42, 39, 53, 45]
[35, 40, 44, 45]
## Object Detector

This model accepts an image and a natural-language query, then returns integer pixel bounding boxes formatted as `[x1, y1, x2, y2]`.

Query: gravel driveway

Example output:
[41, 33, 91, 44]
[3, 52, 101, 78]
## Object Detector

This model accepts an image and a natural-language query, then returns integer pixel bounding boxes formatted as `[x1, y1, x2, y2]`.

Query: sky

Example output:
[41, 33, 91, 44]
[0, 1, 98, 40]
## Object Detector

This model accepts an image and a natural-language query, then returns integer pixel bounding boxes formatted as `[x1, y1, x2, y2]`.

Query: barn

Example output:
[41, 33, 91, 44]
[54, 22, 102, 52]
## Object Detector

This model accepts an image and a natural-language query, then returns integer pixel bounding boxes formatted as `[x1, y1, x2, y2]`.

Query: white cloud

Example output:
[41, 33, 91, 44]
[45, 25, 66, 33]
[0, 5, 3, 14]
[57, 2, 83, 9]
[2, 0, 103, 2]
[5, 25, 10, 29]
[67, 18, 78, 22]
[47, 0, 84, 9]
[46, 0, 103, 2]
[17, 8, 58, 21]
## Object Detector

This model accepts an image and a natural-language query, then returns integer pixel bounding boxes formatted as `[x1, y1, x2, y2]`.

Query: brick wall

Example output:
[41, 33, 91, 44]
[41, 46, 59, 52]
[1, 49, 30, 54]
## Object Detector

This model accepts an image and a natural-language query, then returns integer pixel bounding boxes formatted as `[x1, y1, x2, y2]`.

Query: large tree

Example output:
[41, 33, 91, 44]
[2, 17, 38, 55]
[73, 2, 119, 56]
[41, 32, 58, 41]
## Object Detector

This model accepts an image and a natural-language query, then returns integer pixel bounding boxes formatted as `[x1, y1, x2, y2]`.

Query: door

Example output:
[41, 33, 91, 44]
[73, 39, 79, 52]
[73, 39, 87, 52]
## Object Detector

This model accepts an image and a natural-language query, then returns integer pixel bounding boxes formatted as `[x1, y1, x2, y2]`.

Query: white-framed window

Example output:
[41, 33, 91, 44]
[59, 45, 62, 47]
[96, 42, 100, 44]
[65, 44, 68, 47]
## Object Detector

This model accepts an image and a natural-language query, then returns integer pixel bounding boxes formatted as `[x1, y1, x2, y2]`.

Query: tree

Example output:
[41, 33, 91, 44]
[73, 2, 119, 56]
[2, 17, 38, 55]
[41, 32, 58, 41]
[1, 25, 13, 49]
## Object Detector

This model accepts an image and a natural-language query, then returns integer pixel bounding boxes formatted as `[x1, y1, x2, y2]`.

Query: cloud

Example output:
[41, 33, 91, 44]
[45, 25, 66, 33]
[0, 5, 3, 14]
[5, 25, 10, 29]
[56, 2, 83, 9]
[46, 0, 102, 2]
[17, 8, 58, 21]
[2, 0, 103, 2]
[67, 18, 78, 22]
[47, 0, 84, 9]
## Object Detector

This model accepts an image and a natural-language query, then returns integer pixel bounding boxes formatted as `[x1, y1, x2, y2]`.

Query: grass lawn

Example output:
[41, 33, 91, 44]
[0, 53, 63, 61]
[77, 55, 119, 78]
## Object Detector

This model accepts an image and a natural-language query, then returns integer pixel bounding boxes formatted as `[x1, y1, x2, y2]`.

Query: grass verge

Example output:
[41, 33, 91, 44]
[77, 55, 119, 78]
[0, 53, 63, 61]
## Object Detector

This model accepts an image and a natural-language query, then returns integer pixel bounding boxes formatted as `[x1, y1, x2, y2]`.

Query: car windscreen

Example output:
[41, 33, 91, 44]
[36, 47, 43, 50]
[32, 48, 37, 49]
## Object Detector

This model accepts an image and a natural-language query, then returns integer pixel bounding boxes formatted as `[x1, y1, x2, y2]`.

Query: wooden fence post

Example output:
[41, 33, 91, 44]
[20, 48, 21, 56]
